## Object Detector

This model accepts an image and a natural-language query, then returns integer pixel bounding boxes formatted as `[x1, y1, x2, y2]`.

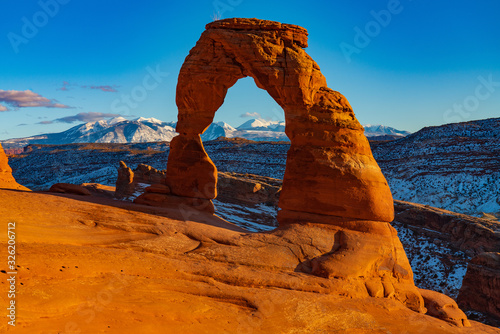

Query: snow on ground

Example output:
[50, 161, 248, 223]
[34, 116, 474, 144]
[213, 200, 278, 232]
[392, 221, 470, 299]
[120, 183, 150, 202]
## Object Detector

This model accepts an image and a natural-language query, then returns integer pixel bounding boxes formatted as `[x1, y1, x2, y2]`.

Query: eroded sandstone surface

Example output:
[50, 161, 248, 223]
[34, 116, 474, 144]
[1, 189, 498, 333]
[3, 17, 495, 332]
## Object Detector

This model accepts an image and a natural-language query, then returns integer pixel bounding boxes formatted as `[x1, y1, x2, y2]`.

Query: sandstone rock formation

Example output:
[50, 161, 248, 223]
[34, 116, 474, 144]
[131, 18, 478, 327]
[133, 163, 166, 184]
[214, 172, 281, 205]
[419, 289, 471, 327]
[114, 161, 135, 199]
[2, 188, 498, 333]
[160, 17, 393, 223]
[130, 163, 280, 208]
[0, 143, 30, 191]
[81, 183, 115, 198]
[458, 252, 500, 323]
[49, 183, 91, 196]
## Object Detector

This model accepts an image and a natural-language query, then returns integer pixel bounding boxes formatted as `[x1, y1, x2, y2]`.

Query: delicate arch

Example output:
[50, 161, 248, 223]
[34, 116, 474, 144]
[165, 18, 394, 223]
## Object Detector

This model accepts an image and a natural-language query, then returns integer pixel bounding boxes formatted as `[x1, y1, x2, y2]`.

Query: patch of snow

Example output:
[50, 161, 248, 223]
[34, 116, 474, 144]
[213, 200, 277, 232]
[122, 183, 149, 202]
[477, 199, 500, 214]
[393, 221, 470, 299]
[108, 116, 128, 125]
[135, 117, 163, 124]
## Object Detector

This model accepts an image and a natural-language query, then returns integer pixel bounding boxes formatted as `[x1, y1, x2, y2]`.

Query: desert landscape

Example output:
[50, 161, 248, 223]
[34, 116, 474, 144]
[1, 4, 500, 334]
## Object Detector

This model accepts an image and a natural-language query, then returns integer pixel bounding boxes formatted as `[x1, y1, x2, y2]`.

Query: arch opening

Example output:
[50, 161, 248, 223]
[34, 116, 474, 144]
[204, 77, 288, 231]
[212, 77, 287, 136]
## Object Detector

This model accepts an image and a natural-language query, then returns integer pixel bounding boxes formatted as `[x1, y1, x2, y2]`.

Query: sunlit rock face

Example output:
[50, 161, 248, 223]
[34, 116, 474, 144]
[134, 18, 482, 327]
[166, 18, 393, 223]
[0, 143, 30, 191]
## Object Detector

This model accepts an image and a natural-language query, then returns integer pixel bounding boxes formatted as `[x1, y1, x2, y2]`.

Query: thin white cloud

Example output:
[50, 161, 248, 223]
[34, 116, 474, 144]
[58, 81, 71, 91]
[58, 82, 119, 93]
[85, 85, 119, 92]
[0, 90, 72, 109]
[241, 112, 261, 118]
[0, 104, 7, 112]
[39, 112, 124, 124]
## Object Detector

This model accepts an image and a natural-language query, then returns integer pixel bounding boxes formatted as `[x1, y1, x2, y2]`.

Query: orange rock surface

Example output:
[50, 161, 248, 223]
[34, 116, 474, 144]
[0, 143, 30, 191]
[165, 134, 217, 200]
[131, 19, 479, 329]
[165, 18, 393, 223]
[1, 189, 498, 333]
[419, 288, 471, 327]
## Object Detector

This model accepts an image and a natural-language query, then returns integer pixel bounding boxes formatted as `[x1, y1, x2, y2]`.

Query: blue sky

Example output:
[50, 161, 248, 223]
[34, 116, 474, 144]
[1, 0, 499, 140]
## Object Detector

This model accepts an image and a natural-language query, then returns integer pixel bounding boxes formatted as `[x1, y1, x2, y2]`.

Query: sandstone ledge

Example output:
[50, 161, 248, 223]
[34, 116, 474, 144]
[1, 189, 498, 333]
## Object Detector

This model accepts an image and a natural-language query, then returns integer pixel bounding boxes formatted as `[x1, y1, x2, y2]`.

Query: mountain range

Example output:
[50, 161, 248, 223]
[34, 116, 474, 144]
[1, 117, 410, 149]
[7, 117, 500, 218]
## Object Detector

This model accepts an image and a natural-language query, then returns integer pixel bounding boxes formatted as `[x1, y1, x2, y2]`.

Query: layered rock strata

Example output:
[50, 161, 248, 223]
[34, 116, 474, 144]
[49, 183, 91, 196]
[394, 200, 500, 256]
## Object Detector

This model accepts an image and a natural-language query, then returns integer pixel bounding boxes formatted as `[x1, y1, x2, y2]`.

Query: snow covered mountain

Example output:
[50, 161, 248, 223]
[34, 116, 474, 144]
[1, 116, 410, 148]
[1, 117, 178, 148]
[200, 122, 237, 141]
[363, 124, 411, 138]
[200, 119, 288, 141]
[237, 119, 286, 132]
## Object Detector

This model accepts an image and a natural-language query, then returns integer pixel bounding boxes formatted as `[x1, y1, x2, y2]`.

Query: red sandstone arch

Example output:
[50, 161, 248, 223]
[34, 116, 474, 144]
[165, 18, 394, 223]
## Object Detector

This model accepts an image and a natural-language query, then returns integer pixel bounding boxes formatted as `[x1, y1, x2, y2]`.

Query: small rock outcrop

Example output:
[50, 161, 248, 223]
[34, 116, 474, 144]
[216, 172, 280, 205]
[458, 252, 500, 323]
[49, 183, 91, 196]
[0, 143, 30, 191]
[133, 163, 167, 184]
[125, 164, 279, 214]
[114, 161, 135, 199]
[81, 183, 115, 198]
